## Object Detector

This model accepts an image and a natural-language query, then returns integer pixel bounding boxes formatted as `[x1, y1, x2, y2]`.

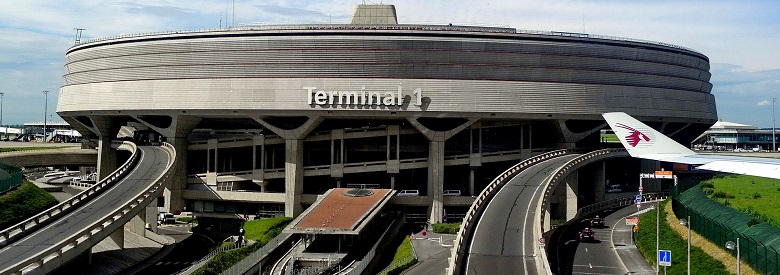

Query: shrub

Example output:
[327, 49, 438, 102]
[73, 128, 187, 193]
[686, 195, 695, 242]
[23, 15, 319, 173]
[700, 182, 715, 189]
[712, 191, 734, 199]
[431, 222, 461, 234]
[0, 181, 58, 230]
[748, 218, 761, 227]
[753, 192, 762, 199]
[702, 188, 715, 195]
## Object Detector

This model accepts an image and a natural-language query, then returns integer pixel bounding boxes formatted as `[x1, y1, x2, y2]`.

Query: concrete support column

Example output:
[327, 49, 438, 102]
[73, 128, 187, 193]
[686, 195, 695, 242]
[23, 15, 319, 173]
[390, 174, 396, 190]
[469, 168, 476, 196]
[428, 141, 445, 224]
[206, 139, 217, 185]
[252, 135, 265, 185]
[564, 171, 578, 220]
[106, 227, 125, 249]
[96, 136, 117, 181]
[164, 137, 188, 213]
[285, 139, 304, 217]
[595, 161, 606, 202]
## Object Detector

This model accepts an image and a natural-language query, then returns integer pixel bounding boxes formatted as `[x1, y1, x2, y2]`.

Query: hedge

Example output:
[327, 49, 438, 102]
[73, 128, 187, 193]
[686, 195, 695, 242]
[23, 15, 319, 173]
[0, 181, 59, 230]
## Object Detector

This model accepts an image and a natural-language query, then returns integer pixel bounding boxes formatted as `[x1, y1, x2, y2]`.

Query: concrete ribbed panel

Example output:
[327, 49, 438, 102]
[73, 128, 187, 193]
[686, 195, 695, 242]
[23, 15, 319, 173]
[58, 77, 716, 122]
[59, 29, 716, 124]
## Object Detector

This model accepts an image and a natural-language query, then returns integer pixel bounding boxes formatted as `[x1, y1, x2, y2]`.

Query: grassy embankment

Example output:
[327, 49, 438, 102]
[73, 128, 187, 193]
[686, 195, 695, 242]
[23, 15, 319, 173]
[702, 174, 780, 227]
[0, 181, 59, 230]
[192, 217, 291, 275]
[635, 200, 730, 274]
[381, 236, 417, 275]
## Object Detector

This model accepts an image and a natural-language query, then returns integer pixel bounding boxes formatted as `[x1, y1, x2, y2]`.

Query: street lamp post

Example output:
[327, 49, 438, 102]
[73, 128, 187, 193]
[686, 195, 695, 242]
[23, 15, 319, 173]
[0, 92, 4, 136]
[772, 97, 776, 152]
[726, 238, 740, 275]
[43, 91, 49, 142]
[680, 216, 691, 275]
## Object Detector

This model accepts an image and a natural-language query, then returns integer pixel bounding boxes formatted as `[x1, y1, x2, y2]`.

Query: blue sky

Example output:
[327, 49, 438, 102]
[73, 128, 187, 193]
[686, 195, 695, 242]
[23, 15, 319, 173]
[0, 1, 778, 127]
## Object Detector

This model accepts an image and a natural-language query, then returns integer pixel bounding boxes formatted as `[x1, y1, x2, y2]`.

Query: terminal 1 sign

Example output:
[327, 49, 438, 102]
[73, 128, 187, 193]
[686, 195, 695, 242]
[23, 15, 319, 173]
[305, 86, 424, 107]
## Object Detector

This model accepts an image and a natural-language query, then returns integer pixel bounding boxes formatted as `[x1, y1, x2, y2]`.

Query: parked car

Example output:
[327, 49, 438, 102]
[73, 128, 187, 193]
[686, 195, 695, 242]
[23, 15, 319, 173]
[606, 184, 622, 193]
[590, 215, 605, 228]
[443, 190, 462, 196]
[396, 190, 420, 196]
[158, 212, 175, 224]
[579, 227, 596, 242]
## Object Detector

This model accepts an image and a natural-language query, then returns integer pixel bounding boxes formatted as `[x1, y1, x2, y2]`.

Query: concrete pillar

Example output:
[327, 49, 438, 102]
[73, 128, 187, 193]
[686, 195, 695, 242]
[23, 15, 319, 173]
[469, 168, 476, 196]
[595, 161, 606, 202]
[428, 141, 445, 223]
[565, 171, 578, 220]
[96, 136, 117, 181]
[206, 139, 217, 185]
[252, 135, 265, 184]
[390, 174, 396, 190]
[106, 227, 125, 249]
[128, 202, 153, 236]
[285, 139, 304, 217]
[335, 178, 342, 188]
[163, 137, 188, 213]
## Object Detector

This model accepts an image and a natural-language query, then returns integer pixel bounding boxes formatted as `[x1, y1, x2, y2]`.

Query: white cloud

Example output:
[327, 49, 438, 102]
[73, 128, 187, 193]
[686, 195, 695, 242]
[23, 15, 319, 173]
[757, 100, 771, 107]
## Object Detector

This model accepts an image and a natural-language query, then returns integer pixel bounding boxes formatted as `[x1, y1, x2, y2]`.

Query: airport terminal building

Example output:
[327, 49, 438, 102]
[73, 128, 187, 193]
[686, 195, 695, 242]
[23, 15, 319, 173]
[57, 5, 716, 223]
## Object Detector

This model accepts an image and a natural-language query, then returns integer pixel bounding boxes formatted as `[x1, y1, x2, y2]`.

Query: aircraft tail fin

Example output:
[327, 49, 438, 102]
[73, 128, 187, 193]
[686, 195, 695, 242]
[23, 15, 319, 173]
[602, 112, 696, 161]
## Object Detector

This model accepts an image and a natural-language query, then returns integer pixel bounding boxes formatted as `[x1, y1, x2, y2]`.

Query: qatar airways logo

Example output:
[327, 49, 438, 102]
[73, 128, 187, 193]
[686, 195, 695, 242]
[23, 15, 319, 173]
[615, 123, 651, 147]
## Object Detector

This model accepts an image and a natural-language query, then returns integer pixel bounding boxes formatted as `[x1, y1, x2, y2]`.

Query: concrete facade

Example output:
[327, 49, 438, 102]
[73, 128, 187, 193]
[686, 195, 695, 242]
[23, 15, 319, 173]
[56, 5, 716, 222]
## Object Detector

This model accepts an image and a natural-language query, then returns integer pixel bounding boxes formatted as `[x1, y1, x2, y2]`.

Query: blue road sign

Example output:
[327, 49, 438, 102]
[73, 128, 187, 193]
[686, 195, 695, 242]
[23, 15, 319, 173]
[635, 195, 643, 203]
[659, 250, 671, 266]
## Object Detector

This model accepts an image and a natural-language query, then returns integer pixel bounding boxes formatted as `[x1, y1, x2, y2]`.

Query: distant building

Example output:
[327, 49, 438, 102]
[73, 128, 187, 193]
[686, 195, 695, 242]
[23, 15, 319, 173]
[692, 120, 777, 151]
[21, 121, 81, 143]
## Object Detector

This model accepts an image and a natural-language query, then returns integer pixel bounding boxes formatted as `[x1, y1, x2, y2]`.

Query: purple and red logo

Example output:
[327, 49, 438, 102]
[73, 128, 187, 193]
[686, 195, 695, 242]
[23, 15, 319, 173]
[615, 123, 650, 147]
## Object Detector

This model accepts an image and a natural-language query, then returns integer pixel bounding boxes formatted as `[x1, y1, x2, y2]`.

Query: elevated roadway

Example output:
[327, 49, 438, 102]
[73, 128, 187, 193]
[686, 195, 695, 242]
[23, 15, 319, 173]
[0, 147, 97, 167]
[464, 154, 578, 274]
[0, 145, 173, 274]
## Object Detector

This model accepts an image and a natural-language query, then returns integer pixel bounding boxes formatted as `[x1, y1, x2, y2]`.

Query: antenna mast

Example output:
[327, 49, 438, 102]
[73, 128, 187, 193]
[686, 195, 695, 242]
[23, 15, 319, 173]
[74, 28, 85, 45]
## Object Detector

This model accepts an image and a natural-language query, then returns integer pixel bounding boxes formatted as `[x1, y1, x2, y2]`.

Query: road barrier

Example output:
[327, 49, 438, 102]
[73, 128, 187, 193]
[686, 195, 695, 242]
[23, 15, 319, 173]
[447, 149, 569, 275]
[0, 141, 138, 248]
[1, 143, 176, 275]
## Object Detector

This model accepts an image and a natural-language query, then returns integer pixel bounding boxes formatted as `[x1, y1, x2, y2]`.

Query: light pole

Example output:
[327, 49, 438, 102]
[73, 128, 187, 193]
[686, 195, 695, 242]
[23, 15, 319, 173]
[680, 216, 691, 275]
[0, 92, 4, 136]
[772, 97, 776, 152]
[726, 238, 740, 275]
[43, 90, 49, 142]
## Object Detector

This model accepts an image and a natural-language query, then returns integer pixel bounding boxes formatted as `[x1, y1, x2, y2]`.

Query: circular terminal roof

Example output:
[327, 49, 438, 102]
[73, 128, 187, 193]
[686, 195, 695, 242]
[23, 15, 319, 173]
[343, 188, 374, 197]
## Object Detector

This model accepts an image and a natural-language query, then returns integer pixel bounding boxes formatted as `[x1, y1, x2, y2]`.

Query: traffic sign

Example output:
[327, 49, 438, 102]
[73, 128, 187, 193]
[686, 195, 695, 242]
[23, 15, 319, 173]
[635, 195, 643, 204]
[655, 170, 673, 179]
[626, 217, 639, 225]
[659, 250, 672, 266]
[539, 237, 545, 246]
[639, 186, 644, 192]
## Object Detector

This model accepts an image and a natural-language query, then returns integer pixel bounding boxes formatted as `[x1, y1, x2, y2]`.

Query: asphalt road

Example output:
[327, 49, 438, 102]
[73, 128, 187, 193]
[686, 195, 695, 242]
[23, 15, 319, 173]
[405, 233, 456, 275]
[554, 203, 656, 275]
[0, 146, 170, 273]
[465, 155, 579, 275]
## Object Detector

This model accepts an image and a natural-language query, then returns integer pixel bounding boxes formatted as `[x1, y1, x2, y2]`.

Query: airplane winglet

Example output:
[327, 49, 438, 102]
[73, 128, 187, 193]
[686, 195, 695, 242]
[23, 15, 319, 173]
[602, 112, 696, 161]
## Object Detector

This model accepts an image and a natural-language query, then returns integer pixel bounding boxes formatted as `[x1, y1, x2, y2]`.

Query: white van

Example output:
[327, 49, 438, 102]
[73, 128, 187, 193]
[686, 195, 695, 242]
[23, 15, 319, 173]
[443, 190, 462, 196]
[606, 185, 622, 193]
[396, 190, 420, 196]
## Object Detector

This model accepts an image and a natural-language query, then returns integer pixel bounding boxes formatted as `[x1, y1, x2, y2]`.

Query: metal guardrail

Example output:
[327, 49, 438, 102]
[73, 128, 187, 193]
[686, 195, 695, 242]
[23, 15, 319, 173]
[0, 143, 177, 275]
[175, 241, 248, 275]
[71, 24, 702, 55]
[0, 141, 138, 248]
[447, 149, 569, 275]
[218, 233, 293, 275]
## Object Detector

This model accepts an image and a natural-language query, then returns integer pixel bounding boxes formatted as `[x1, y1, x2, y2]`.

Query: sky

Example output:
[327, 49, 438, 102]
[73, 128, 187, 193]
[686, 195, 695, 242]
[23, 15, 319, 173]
[0, 1, 778, 127]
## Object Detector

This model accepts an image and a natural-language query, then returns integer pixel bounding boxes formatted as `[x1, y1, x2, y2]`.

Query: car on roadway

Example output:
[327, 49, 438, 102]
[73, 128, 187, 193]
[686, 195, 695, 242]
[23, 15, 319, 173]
[158, 212, 175, 224]
[396, 190, 420, 196]
[578, 228, 595, 242]
[443, 190, 461, 196]
[590, 215, 605, 228]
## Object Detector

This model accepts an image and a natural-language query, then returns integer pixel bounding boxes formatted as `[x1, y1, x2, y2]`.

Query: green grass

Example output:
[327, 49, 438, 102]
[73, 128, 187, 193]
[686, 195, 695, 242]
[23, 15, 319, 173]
[177, 217, 196, 223]
[381, 236, 417, 275]
[704, 175, 780, 227]
[192, 217, 292, 275]
[635, 200, 728, 275]
[0, 146, 72, 153]
[431, 222, 460, 234]
[0, 181, 59, 230]
[601, 133, 620, 143]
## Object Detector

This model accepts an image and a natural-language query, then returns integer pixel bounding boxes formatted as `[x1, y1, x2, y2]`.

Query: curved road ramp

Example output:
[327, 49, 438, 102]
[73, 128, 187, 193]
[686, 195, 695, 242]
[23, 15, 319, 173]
[0, 142, 175, 275]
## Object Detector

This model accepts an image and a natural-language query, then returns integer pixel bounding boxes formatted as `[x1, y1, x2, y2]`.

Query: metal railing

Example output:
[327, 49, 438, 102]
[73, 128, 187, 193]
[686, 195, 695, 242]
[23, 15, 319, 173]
[0, 141, 138, 248]
[447, 149, 570, 275]
[218, 233, 293, 275]
[175, 241, 248, 275]
[0, 143, 176, 275]
[72, 24, 702, 55]
[539, 148, 629, 231]
[0, 163, 23, 194]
